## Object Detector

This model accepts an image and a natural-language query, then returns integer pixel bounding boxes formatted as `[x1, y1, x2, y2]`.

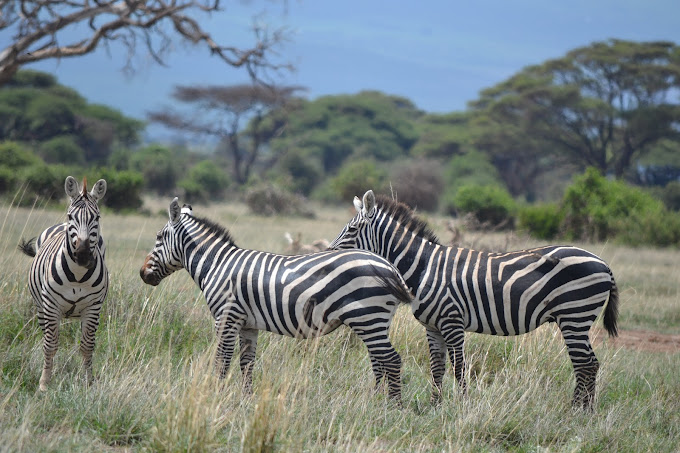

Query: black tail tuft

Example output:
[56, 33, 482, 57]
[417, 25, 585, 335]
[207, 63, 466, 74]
[603, 271, 619, 338]
[18, 237, 37, 258]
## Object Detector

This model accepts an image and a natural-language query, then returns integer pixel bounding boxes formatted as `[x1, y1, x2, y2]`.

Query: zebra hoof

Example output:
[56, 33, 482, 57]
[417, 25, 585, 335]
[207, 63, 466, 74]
[430, 394, 443, 406]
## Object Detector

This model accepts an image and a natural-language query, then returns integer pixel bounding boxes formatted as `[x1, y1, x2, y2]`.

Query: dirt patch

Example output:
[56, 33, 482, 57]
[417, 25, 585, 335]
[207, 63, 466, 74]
[594, 328, 680, 353]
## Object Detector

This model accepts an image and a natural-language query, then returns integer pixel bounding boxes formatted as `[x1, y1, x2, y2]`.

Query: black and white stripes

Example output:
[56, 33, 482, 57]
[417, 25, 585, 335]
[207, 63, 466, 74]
[140, 198, 412, 402]
[19, 176, 108, 391]
[329, 190, 619, 408]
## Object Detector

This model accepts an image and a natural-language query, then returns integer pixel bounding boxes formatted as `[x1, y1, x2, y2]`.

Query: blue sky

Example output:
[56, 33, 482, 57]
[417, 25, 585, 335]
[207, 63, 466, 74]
[27, 0, 680, 139]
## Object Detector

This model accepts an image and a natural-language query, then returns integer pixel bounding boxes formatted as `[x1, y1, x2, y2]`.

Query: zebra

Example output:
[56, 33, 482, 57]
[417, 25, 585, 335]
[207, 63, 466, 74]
[139, 198, 412, 403]
[328, 190, 619, 409]
[18, 176, 108, 392]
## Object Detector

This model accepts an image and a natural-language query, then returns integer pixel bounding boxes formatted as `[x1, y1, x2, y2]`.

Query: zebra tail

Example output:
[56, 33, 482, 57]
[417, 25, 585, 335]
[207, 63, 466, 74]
[18, 237, 37, 258]
[375, 266, 413, 306]
[603, 271, 619, 338]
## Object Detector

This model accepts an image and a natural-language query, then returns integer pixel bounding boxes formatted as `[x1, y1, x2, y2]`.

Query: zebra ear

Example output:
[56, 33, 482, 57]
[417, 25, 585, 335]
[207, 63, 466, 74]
[362, 190, 376, 215]
[65, 176, 79, 199]
[169, 197, 181, 224]
[90, 179, 107, 202]
[353, 196, 363, 213]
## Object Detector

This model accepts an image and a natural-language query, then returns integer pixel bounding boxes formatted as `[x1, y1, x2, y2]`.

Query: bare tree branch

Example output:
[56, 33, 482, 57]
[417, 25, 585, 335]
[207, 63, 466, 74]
[148, 83, 304, 184]
[0, 0, 292, 85]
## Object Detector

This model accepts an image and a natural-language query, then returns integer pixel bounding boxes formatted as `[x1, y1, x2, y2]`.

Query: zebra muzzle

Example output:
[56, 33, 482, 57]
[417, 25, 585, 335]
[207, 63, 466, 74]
[140, 257, 160, 286]
[74, 240, 95, 269]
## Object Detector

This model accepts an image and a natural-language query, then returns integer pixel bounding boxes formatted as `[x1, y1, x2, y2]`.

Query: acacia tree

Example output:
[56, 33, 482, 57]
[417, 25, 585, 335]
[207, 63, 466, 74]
[471, 39, 680, 180]
[0, 0, 290, 85]
[148, 84, 304, 184]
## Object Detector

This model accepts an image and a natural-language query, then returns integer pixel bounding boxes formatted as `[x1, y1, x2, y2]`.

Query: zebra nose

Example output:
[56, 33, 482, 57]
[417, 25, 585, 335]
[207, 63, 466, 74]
[74, 239, 93, 267]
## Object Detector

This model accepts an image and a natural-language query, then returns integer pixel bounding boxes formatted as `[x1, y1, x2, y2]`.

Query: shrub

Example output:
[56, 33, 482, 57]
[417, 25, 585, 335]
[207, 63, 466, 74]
[658, 181, 680, 211]
[390, 160, 444, 212]
[449, 184, 516, 228]
[561, 167, 666, 242]
[40, 135, 85, 165]
[278, 151, 322, 196]
[518, 203, 564, 239]
[245, 184, 314, 218]
[178, 161, 230, 204]
[97, 168, 144, 212]
[130, 145, 179, 195]
[613, 208, 680, 247]
[444, 150, 503, 194]
[328, 159, 387, 202]
[0, 166, 17, 193]
[0, 141, 41, 169]
[15, 163, 73, 205]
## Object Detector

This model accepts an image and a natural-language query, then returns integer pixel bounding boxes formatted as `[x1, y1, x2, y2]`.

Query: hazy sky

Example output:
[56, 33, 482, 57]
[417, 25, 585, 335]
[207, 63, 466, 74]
[27, 0, 680, 139]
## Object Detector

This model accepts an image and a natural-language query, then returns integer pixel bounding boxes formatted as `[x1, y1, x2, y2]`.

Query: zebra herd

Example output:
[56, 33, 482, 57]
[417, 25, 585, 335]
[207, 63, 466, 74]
[19, 177, 619, 409]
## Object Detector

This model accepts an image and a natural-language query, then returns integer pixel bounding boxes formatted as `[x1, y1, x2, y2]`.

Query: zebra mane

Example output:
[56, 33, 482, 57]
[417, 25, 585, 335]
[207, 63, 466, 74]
[188, 215, 238, 247]
[375, 195, 440, 244]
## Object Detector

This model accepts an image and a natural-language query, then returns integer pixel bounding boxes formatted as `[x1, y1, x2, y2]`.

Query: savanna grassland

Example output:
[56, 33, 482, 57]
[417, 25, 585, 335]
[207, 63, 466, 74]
[1, 197, 679, 452]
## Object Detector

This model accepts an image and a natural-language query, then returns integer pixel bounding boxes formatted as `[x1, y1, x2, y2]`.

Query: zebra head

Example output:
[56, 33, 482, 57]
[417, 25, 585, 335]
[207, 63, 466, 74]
[328, 190, 379, 252]
[140, 197, 186, 286]
[64, 176, 106, 269]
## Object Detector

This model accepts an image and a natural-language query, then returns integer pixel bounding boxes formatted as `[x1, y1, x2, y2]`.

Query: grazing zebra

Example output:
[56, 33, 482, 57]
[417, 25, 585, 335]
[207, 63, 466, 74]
[19, 176, 108, 391]
[328, 190, 619, 409]
[139, 198, 412, 402]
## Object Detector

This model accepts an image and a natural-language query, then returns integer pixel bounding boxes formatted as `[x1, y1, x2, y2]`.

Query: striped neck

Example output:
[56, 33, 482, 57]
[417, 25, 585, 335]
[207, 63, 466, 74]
[177, 215, 238, 289]
[372, 208, 439, 290]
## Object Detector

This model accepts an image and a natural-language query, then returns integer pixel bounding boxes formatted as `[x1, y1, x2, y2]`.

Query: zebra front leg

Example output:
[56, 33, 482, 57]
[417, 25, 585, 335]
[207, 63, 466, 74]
[238, 328, 258, 394]
[214, 304, 246, 380]
[440, 320, 467, 395]
[426, 327, 447, 404]
[39, 316, 60, 392]
[80, 308, 101, 387]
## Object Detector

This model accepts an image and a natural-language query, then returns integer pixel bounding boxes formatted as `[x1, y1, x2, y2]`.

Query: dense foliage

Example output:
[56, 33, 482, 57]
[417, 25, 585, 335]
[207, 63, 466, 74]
[470, 40, 680, 192]
[3, 38, 680, 241]
[519, 168, 680, 246]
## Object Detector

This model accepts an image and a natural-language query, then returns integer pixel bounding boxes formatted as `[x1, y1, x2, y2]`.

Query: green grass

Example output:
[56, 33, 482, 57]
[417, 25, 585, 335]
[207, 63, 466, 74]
[1, 198, 679, 451]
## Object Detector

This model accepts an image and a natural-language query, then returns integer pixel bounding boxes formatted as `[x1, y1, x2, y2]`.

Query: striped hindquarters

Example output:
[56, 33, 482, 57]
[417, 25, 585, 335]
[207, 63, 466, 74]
[427, 245, 616, 336]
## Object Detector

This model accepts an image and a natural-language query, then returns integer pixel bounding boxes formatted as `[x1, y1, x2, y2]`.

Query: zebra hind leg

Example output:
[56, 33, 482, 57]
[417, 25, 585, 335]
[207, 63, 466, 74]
[238, 328, 258, 394]
[425, 327, 447, 404]
[560, 325, 600, 410]
[440, 320, 468, 395]
[349, 325, 402, 405]
[367, 354, 386, 393]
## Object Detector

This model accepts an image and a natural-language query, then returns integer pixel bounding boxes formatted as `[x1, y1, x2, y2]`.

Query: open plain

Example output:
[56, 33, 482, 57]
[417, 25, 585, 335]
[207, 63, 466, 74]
[1, 198, 678, 452]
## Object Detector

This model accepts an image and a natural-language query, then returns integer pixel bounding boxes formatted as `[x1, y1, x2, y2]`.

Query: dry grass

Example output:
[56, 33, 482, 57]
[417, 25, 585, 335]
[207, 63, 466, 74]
[0, 197, 679, 452]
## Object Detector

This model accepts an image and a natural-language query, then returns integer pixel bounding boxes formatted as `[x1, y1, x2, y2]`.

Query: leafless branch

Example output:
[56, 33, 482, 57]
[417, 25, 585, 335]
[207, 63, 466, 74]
[0, 0, 291, 85]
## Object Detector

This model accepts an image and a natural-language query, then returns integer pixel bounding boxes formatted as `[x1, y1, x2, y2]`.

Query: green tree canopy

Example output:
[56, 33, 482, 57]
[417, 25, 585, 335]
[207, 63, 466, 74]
[470, 39, 680, 181]
[0, 69, 144, 163]
[130, 145, 180, 195]
[411, 111, 476, 159]
[269, 91, 421, 176]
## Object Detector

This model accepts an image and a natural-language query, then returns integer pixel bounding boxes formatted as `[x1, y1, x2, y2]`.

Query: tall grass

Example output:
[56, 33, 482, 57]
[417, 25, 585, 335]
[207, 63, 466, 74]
[0, 198, 678, 451]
